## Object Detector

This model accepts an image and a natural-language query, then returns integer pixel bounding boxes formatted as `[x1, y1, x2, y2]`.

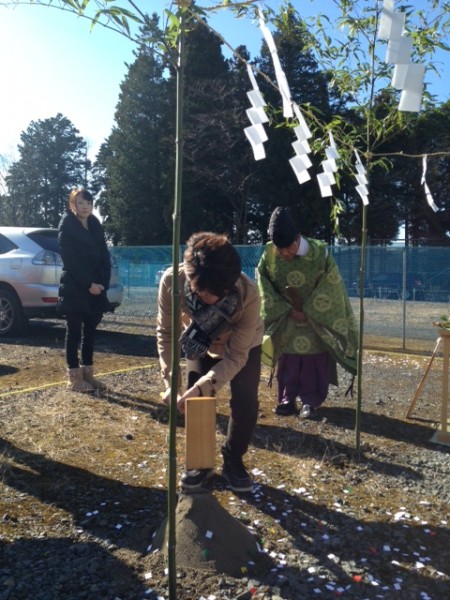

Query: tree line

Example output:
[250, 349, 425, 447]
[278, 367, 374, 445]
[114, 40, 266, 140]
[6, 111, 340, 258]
[1, 6, 449, 246]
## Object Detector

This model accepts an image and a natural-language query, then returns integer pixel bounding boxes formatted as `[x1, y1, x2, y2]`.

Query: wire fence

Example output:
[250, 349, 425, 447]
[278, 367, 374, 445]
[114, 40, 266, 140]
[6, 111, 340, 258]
[110, 245, 450, 349]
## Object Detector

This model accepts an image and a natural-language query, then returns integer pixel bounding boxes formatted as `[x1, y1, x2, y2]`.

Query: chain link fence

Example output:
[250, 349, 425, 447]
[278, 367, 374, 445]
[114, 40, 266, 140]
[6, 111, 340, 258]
[110, 245, 450, 349]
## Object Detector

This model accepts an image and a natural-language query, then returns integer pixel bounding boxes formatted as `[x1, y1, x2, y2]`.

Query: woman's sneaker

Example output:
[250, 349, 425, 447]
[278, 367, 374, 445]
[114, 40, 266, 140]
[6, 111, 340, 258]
[221, 457, 253, 492]
[180, 468, 214, 489]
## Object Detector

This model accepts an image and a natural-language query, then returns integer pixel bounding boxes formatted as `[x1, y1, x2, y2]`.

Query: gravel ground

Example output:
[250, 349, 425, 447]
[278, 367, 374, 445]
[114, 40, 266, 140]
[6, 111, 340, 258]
[0, 306, 449, 600]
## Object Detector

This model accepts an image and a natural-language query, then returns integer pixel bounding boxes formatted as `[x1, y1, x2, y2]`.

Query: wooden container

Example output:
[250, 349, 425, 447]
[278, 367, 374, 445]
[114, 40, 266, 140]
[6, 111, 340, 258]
[185, 396, 216, 469]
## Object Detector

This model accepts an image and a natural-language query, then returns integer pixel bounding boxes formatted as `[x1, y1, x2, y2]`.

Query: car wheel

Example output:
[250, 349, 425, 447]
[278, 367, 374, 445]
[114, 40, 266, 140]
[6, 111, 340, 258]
[0, 288, 27, 336]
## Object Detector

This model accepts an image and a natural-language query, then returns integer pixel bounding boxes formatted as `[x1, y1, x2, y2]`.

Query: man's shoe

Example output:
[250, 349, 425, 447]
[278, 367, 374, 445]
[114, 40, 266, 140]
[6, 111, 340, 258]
[299, 404, 311, 418]
[275, 401, 299, 416]
[180, 468, 214, 489]
[221, 458, 253, 492]
[299, 404, 319, 419]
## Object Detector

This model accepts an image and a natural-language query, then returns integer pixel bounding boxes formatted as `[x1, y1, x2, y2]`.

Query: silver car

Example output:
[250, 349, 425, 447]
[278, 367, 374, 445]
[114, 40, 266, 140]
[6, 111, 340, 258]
[0, 227, 123, 336]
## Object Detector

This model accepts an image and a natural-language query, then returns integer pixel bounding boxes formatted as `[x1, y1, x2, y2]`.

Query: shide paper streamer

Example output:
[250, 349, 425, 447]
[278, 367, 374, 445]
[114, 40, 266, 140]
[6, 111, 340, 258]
[316, 131, 340, 198]
[378, 0, 425, 112]
[421, 155, 439, 212]
[354, 149, 369, 206]
[244, 63, 269, 160]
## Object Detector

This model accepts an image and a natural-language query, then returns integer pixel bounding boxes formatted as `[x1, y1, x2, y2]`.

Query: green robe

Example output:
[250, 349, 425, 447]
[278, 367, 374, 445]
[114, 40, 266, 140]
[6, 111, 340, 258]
[257, 239, 358, 378]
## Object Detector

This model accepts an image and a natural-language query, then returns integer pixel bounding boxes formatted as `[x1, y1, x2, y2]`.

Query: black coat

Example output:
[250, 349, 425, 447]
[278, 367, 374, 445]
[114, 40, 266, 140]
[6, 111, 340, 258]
[57, 211, 112, 316]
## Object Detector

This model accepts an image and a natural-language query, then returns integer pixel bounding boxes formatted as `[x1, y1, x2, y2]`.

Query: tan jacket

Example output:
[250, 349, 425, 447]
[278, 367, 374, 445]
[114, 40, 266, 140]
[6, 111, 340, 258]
[156, 266, 264, 397]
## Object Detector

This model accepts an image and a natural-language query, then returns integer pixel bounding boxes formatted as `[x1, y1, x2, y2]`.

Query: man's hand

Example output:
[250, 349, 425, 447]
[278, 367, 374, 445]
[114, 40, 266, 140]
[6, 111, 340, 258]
[290, 308, 307, 323]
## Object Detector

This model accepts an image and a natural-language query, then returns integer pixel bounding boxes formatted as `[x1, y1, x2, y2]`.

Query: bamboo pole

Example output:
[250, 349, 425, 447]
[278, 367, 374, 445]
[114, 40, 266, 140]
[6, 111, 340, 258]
[167, 4, 189, 599]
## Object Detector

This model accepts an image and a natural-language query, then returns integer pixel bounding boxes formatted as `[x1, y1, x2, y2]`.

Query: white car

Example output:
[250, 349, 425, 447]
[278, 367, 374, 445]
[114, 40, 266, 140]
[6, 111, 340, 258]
[0, 227, 123, 336]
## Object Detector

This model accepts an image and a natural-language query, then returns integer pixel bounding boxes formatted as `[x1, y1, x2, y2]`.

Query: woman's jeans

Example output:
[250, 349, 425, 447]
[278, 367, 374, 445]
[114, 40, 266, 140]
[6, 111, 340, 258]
[65, 312, 103, 369]
[186, 345, 261, 459]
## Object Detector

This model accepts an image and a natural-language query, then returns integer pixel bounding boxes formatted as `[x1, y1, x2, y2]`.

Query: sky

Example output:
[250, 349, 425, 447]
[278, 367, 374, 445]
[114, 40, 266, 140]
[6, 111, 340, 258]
[1, 0, 449, 169]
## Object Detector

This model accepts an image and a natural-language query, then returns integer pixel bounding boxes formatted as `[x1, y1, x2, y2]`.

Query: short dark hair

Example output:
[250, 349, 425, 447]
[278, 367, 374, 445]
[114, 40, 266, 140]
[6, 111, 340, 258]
[268, 206, 298, 248]
[184, 232, 241, 297]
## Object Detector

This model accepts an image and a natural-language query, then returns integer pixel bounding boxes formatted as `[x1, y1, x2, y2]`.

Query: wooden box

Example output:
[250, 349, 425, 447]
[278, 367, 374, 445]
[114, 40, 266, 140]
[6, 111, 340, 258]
[185, 396, 216, 469]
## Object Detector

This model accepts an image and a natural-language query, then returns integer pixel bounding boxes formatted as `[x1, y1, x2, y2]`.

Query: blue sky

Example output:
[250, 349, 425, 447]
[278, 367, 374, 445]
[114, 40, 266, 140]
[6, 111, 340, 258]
[0, 0, 449, 167]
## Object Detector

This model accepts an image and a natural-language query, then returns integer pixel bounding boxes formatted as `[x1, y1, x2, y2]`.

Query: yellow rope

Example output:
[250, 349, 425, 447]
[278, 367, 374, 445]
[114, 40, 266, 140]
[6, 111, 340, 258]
[0, 363, 154, 398]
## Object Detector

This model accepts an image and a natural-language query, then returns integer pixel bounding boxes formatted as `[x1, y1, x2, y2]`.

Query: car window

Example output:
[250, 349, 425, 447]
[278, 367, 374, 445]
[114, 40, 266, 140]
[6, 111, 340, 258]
[26, 230, 60, 253]
[0, 233, 18, 255]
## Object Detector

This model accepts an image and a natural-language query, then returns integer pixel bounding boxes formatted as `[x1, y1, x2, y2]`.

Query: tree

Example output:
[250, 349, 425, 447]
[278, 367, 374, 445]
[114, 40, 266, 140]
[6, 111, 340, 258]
[94, 19, 173, 245]
[5, 114, 88, 227]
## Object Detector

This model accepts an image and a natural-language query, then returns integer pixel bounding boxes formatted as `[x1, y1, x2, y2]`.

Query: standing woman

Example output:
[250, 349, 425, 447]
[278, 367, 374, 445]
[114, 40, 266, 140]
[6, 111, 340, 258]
[58, 188, 111, 392]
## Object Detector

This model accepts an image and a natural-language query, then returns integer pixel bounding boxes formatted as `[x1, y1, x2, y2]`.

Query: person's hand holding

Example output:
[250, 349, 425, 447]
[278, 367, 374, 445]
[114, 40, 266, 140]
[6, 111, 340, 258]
[161, 388, 172, 406]
[178, 385, 202, 415]
[89, 282, 105, 296]
[290, 308, 307, 323]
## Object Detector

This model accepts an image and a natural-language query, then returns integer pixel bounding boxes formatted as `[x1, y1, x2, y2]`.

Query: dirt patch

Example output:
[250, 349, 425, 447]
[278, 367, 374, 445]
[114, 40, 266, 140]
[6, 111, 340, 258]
[0, 314, 449, 599]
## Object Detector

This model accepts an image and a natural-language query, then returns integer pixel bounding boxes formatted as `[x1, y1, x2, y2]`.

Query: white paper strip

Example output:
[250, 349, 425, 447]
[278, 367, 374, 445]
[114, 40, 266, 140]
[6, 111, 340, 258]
[421, 155, 439, 212]
[354, 150, 370, 205]
[293, 104, 312, 139]
[356, 184, 369, 197]
[356, 173, 368, 186]
[290, 154, 312, 172]
[318, 171, 336, 187]
[402, 63, 425, 91]
[322, 157, 337, 173]
[399, 89, 422, 112]
[294, 124, 309, 142]
[246, 106, 269, 125]
[386, 36, 413, 64]
[294, 139, 311, 154]
[317, 176, 333, 197]
[378, 0, 395, 40]
[246, 63, 259, 91]
[328, 131, 338, 151]
[389, 11, 406, 40]
[391, 63, 410, 89]
[292, 139, 312, 157]
[258, 8, 293, 118]
[244, 124, 268, 146]
[325, 146, 340, 161]
[356, 163, 366, 175]
[247, 89, 266, 108]
[292, 166, 311, 184]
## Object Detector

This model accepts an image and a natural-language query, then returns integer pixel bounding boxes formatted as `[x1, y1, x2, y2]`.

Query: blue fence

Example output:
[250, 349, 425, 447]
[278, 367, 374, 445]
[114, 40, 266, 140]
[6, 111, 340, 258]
[111, 244, 450, 304]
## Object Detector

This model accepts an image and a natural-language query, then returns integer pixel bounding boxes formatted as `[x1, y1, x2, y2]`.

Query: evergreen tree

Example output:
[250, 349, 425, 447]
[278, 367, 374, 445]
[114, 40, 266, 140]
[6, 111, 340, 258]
[95, 18, 173, 245]
[180, 37, 261, 243]
[5, 114, 88, 227]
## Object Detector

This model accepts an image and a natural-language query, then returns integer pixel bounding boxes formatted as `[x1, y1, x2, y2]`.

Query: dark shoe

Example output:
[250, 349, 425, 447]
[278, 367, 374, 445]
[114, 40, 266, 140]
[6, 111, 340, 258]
[180, 468, 214, 489]
[221, 457, 253, 492]
[275, 401, 299, 416]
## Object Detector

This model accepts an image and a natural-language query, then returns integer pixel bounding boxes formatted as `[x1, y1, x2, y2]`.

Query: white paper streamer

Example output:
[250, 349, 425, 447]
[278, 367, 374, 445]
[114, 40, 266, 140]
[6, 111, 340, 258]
[386, 36, 413, 64]
[421, 155, 439, 212]
[316, 132, 340, 197]
[379, 1, 425, 113]
[244, 64, 268, 160]
[289, 103, 314, 185]
[378, 0, 395, 40]
[258, 7, 293, 118]
[354, 149, 369, 205]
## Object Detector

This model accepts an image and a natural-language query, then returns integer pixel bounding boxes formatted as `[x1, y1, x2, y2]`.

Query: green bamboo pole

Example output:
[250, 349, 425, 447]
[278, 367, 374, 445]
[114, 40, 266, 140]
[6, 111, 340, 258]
[355, 1, 380, 452]
[355, 203, 367, 452]
[167, 3, 188, 599]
